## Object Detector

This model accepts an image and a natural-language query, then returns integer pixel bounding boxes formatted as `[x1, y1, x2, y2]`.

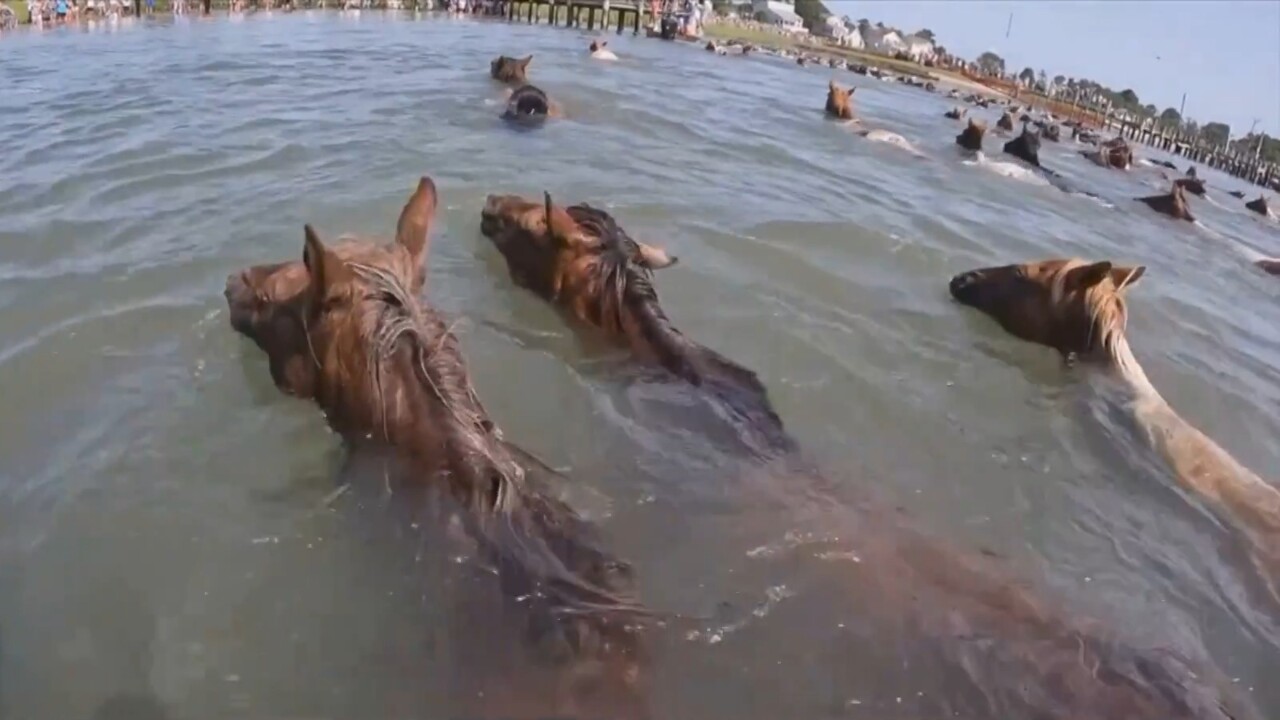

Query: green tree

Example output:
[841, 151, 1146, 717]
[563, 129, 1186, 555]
[1201, 122, 1231, 146]
[915, 28, 935, 41]
[976, 51, 1005, 75]
[1118, 88, 1140, 106]
[1159, 107, 1182, 127]
[1018, 66, 1036, 84]
[1053, 74, 1066, 87]
[793, 0, 831, 31]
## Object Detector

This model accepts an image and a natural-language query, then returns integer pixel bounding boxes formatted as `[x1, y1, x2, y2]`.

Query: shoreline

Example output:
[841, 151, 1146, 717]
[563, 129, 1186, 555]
[701, 21, 1014, 101]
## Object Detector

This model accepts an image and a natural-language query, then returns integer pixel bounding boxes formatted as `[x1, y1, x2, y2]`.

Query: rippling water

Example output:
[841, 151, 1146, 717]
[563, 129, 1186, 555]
[2, 12, 1279, 719]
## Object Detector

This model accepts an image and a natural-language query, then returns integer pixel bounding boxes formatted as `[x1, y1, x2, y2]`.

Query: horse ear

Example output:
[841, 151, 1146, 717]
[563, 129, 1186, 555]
[635, 241, 678, 269]
[519, 55, 532, 68]
[1111, 265, 1145, 291]
[302, 225, 346, 304]
[543, 192, 595, 250]
[395, 176, 437, 262]
[1065, 261, 1113, 291]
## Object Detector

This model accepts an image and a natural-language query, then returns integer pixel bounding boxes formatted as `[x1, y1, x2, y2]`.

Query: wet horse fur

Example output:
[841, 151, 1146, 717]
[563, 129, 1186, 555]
[1137, 182, 1195, 222]
[825, 80, 854, 120]
[502, 84, 558, 124]
[224, 177, 649, 717]
[956, 118, 986, 151]
[480, 193, 795, 458]
[490, 54, 533, 84]
[950, 258, 1280, 610]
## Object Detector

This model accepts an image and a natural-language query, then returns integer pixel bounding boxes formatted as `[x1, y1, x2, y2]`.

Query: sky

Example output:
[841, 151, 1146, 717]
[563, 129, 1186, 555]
[828, 1, 1280, 137]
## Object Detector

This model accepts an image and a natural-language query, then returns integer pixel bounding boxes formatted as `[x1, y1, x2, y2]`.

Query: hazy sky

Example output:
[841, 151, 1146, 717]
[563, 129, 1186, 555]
[828, 1, 1280, 137]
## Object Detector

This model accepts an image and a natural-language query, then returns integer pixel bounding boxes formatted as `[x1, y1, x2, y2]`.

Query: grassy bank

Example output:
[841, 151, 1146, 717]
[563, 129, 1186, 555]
[703, 22, 945, 80]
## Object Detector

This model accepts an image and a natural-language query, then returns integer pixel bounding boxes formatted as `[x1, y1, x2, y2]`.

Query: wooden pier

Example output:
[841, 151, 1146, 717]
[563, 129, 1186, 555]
[1098, 114, 1277, 189]
[1007, 87, 1277, 189]
[505, 0, 649, 35]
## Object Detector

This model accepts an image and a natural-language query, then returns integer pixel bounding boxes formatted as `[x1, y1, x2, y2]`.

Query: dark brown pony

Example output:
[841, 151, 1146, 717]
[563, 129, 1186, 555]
[825, 80, 854, 120]
[1137, 182, 1195, 222]
[502, 84, 560, 124]
[1082, 137, 1133, 170]
[996, 111, 1014, 132]
[956, 118, 986, 151]
[224, 177, 649, 718]
[480, 193, 795, 457]
[490, 54, 532, 84]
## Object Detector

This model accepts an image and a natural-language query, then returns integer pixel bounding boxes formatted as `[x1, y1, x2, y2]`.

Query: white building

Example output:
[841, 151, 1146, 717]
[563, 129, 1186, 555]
[901, 33, 936, 62]
[860, 26, 906, 54]
[837, 18, 865, 48]
[751, 0, 805, 32]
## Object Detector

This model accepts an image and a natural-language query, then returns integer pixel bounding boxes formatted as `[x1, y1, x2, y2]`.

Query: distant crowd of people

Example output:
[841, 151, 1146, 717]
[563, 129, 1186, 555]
[19, 0, 212, 25]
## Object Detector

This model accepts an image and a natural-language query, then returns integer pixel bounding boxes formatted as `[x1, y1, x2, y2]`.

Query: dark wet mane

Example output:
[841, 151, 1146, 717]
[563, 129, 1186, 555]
[565, 205, 794, 454]
[507, 85, 549, 117]
[341, 260, 649, 621]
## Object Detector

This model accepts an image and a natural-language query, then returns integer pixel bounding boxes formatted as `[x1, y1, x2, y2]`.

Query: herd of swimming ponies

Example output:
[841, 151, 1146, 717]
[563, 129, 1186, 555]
[221, 40, 1280, 720]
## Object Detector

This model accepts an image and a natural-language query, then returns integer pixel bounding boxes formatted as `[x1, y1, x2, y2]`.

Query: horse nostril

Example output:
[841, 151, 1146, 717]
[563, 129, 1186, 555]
[949, 272, 978, 298]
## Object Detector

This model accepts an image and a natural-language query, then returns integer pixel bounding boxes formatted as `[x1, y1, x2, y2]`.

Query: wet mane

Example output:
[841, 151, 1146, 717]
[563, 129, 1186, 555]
[328, 259, 650, 622]
[565, 205, 794, 454]
[1049, 259, 1141, 366]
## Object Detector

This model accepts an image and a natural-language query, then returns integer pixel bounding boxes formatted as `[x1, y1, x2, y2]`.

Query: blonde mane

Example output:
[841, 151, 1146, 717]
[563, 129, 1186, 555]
[1057, 261, 1280, 603]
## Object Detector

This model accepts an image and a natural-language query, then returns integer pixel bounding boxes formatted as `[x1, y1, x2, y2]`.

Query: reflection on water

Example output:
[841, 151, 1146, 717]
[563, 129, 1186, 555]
[1, 10, 1278, 720]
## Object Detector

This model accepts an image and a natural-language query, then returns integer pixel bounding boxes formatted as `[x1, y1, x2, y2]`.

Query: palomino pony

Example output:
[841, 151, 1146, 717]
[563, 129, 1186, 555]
[480, 192, 794, 458]
[949, 258, 1280, 606]
[224, 177, 650, 719]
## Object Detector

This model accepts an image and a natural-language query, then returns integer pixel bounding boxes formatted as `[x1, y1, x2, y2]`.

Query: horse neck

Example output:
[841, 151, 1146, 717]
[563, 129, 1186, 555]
[1102, 334, 1280, 544]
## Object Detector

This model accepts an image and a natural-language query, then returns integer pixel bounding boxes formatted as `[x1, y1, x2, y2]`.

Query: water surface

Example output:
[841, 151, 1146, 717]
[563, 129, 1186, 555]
[2, 12, 1279, 719]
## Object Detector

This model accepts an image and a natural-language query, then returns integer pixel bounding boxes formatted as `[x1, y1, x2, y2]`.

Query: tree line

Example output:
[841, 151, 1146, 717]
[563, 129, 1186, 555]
[974, 52, 1274, 159]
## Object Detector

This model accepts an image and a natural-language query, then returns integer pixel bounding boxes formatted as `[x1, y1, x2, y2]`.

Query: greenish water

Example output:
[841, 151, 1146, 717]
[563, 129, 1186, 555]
[1, 11, 1278, 719]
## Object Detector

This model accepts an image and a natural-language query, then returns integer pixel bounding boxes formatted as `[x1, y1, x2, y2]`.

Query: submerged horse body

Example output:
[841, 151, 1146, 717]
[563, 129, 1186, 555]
[225, 177, 649, 718]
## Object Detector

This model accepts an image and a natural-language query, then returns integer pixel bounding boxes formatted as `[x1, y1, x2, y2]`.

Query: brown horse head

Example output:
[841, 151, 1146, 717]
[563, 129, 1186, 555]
[481, 192, 795, 457]
[1245, 195, 1270, 216]
[491, 54, 532, 84]
[590, 40, 605, 52]
[225, 177, 649, 713]
[825, 80, 855, 120]
[1138, 182, 1195, 222]
[480, 192, 676, 306]
[956, 118, 987, 151]
[1003, 124, 1041, 167]
[944, 106, 966, 120]
[996, 111, 1014, 132]
[225, 178, 437, 398]
[1102, 137, 1133, 169]
[1256, 258, 1280, 275]
[949, 258, 1146, 359]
